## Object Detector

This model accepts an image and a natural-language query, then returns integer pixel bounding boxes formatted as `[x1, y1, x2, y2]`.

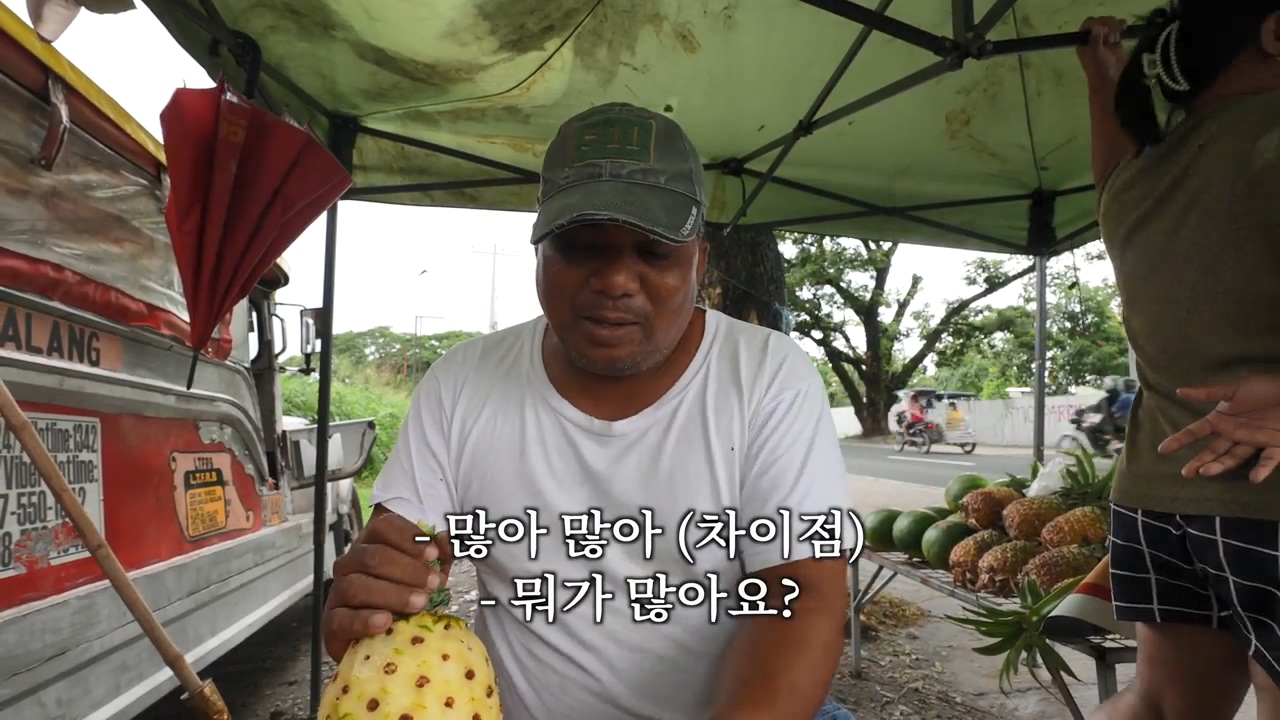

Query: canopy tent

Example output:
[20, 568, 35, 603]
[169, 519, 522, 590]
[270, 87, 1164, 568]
[133, 0, 1155, 709]
[142, 0, 1150, 255]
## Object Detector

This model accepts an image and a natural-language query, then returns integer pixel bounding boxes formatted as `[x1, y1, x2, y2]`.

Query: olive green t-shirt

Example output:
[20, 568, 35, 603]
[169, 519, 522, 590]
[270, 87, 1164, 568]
[1099, 89, 1280, 521]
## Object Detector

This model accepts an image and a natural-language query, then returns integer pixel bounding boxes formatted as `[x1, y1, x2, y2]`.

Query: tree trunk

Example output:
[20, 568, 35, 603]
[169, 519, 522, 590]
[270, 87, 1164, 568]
[860, 388, 892, 437]
[699, 223, 788, 331]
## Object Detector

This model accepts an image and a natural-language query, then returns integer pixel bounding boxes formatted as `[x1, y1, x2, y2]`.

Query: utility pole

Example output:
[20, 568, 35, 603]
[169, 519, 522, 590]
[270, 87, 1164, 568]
[410, 314, 443, 381]
[472, 244, 521, 332]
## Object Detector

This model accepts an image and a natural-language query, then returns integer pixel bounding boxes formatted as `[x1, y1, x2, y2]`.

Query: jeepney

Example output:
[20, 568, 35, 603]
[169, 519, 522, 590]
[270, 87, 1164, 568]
[0, 8, 374, 719]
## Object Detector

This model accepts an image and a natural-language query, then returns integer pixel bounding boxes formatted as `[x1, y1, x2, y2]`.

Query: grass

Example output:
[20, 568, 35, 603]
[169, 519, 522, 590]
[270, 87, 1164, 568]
[356, 481, 373, 523]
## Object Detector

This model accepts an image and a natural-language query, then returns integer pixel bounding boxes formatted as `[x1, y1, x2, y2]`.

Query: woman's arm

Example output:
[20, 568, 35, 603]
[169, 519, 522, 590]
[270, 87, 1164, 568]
[1086, 71, 1138, 191]
[1077, 17, 1139, 190]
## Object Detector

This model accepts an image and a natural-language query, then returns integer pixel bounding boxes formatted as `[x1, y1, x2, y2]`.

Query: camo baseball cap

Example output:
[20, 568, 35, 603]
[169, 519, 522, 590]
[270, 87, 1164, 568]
[531, 102, 706, 246]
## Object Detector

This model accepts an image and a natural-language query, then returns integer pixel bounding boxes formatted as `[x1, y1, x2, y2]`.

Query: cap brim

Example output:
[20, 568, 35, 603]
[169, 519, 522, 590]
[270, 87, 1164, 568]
[530, 180, 703, 246]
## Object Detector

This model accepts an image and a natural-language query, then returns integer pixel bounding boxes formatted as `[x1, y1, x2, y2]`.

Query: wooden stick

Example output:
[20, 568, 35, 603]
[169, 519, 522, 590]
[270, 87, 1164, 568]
[0, 378, 227, 719]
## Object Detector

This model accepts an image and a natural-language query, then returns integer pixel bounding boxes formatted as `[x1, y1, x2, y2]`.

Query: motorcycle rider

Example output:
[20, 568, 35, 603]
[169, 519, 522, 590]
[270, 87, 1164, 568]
[1082, 376, 1126, 453]
[1112, 377, 1137, 434]
[904, 392, 927, 434]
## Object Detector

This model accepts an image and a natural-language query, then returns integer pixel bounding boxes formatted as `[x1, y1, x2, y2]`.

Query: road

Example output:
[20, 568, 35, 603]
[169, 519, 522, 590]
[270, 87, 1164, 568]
[840, 439, 1045, 489]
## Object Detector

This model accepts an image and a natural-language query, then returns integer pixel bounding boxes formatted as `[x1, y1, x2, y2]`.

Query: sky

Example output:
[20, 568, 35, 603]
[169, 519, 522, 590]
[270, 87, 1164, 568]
[5, 0, 1113, 358]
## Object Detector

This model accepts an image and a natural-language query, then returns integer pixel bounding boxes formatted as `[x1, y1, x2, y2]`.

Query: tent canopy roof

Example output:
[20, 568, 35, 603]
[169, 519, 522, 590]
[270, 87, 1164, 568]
[142, 0, 1153, 255]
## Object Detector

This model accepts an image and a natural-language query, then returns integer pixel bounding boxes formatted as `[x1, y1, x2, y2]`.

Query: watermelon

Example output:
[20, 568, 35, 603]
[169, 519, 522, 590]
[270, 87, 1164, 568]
[892, 510, 939, 559]
[944, 473, 990, 511]
[923, 505, 952, 521]
[863, 508, 902, 552]
[921, 520, 976, 569]
[991, 477, 1029, 494]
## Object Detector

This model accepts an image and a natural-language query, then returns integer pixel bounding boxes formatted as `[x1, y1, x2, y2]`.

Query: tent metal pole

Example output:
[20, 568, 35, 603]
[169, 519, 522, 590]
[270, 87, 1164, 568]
[724, 0, 895, 231]
[952, 0, 974, 41]
[796, 0, 951, 56]
[1032, 254, 1049, 462]
[738, 60, 950, 165]
[741, 169, 1024, 250]
[309, 116, 359, 715]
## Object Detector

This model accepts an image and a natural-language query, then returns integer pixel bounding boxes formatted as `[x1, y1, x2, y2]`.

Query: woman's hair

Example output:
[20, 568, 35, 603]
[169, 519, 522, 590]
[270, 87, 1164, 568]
[1115, 1, 1279, 147]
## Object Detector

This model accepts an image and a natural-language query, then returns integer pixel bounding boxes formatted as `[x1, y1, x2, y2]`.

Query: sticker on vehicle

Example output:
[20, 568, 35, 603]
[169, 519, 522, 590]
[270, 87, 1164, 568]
[0, 413, 103, 578]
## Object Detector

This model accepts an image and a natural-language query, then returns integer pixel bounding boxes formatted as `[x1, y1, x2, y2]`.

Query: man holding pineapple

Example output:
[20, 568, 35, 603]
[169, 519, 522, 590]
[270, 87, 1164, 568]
[323, 102, 858, 719]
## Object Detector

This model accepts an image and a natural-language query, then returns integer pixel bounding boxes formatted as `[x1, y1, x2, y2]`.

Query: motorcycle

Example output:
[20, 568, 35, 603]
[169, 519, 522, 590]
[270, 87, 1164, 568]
[894, 413, 945, 454]
[1058, 408, 1125, 458]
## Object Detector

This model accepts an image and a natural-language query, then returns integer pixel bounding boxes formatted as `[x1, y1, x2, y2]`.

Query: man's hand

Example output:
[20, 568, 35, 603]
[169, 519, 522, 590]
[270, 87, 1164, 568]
[1158, 374, 1280, 483]
[321, 508, 453, 661]
[1077, 16, 1129, 84]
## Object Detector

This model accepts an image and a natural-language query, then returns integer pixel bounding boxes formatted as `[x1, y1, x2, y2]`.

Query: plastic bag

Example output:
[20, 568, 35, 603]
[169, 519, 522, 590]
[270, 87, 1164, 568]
[1026, 457, 1070, 497]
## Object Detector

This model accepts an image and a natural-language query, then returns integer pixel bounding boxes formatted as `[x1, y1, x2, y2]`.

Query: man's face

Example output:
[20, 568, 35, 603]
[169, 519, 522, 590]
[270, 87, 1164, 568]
[536, 222, 708, 377]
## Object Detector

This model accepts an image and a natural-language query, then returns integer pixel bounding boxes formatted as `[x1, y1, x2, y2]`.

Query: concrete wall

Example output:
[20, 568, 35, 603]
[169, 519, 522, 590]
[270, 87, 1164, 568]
[829, 394, 1095, 447]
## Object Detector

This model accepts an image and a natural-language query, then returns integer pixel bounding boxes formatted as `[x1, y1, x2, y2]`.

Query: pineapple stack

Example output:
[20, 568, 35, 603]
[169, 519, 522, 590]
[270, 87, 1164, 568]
[946, 451, 1114, 597]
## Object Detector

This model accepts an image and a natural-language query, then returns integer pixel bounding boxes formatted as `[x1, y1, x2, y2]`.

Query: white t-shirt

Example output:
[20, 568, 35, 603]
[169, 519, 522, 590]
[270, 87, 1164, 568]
[371, 309, 855, 719]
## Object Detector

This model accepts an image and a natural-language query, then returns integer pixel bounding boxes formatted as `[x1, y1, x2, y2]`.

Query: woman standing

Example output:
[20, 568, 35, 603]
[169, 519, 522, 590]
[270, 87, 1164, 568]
[1080, 3, 1280, 719]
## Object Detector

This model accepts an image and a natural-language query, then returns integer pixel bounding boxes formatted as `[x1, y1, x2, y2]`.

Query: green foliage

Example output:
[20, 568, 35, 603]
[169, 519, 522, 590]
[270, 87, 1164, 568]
[283, 327, 482, 387]
[784, 232, 1033, 434]
[280, 370, 410, 485]
[277, 327, 479, 484]
[931, 248, 1128, 395]
[813, 358, 853, 407]
[946, 577, 1085, 705]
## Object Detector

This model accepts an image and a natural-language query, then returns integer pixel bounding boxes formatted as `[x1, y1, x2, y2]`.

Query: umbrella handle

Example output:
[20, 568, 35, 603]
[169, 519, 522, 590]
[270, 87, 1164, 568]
[0, 378, 229, 720]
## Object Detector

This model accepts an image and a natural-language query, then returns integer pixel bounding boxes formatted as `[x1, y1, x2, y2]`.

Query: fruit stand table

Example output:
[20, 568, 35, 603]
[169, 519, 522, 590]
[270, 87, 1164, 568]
[848, 549, 1137, 703]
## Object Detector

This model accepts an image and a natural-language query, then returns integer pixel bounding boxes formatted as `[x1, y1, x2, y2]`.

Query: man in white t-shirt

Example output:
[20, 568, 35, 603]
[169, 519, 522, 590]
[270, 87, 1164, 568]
[322, 102, 858, 719]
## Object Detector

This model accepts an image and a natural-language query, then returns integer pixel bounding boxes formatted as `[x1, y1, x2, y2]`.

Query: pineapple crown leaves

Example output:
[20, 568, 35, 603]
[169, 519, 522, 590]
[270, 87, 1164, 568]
[415, 522, 453, 614]
[944, 577, 1084, 695]
[1052, 449, 1115, 508]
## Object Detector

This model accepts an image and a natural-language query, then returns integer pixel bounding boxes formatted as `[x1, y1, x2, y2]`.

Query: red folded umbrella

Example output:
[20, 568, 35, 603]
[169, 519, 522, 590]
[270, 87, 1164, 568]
[159, 78, 352, 387]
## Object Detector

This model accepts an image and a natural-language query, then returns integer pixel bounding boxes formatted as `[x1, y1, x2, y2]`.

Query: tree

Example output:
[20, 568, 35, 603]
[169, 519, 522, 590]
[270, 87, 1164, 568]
[285, 327, 482, 384]
[785, 233, 1034, 436]
[931, 256, 1128, 396]
[814, 358, 854, 407]
[699, 223, 790, 332]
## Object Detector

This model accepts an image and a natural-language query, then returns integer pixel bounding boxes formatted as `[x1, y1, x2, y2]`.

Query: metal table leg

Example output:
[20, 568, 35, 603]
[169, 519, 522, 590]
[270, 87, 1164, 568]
[1095, 656, 1119, 702]
[848, 560, 900, 678]
[849, 560, 861, 677]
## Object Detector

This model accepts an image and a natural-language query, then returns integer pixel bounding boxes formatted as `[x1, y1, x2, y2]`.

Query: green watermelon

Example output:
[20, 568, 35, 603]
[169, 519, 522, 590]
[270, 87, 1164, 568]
[863, 508, 902, 552]
[921, 520, 976, 569]
[923, 505, 952, 521]
[944, 473, 990, 511]
[892, 510, 940, 559]
[991, 477, 1029, 494]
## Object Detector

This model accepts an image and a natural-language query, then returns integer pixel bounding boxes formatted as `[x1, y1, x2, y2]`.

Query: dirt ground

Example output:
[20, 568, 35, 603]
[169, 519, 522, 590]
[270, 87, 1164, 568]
[138, 564, 1003, 720]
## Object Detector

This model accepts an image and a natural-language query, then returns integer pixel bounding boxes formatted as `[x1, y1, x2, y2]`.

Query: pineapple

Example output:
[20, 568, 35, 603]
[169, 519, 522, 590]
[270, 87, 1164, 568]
[959, 486, 1022, 530]
[1001, 496, 1068, 541]
[1018, 544, 1106, 593]
[318, 525, 501, 720]
[949, 529, 1008, 588]
[975, 540, 1043, 596]
[1040, 506, 1109, 548]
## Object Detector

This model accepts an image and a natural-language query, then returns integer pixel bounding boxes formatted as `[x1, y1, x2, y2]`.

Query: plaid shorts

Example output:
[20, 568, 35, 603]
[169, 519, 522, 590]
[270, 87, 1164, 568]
[1109, 503, 1280, 686]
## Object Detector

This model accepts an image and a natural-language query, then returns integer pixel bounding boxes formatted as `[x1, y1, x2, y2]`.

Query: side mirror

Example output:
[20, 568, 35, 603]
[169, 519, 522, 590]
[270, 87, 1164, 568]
[297, 307, 323, 376]
[273, 313, 288, 359]
[299, 308, 318, 356]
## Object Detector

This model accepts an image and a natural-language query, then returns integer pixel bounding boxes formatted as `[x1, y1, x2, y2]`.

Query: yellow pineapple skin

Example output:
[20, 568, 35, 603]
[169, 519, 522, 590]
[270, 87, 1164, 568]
[959, 486, 1022, 530]
[1001, 496, 1067, 541]
[318, 612, 501, 720]
[975, 540, 1042, 596]
[1040, 506, 1109, 548]
[1017, 545, 1101, 591]
[949, 529, 1008, 588]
